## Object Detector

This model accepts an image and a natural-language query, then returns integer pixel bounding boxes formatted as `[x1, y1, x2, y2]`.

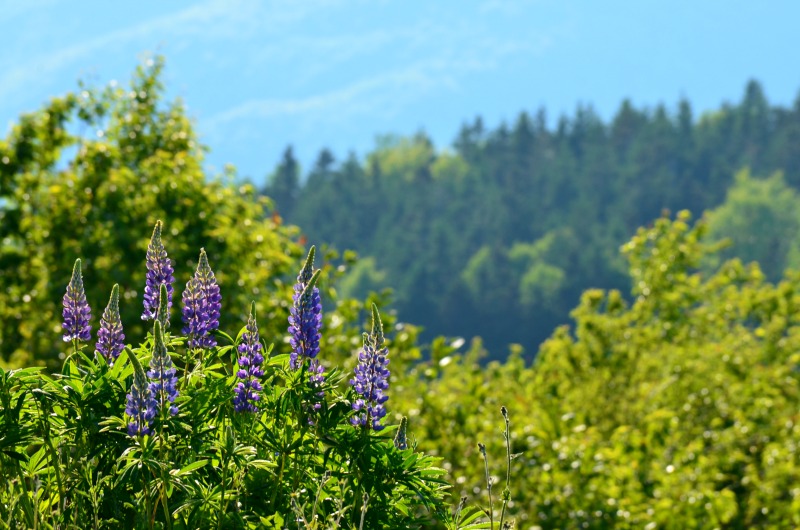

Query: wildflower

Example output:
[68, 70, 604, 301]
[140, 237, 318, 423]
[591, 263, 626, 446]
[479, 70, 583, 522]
[288, 247, 322, 370]
[233, 302, 264, 413]
[148, 303, 179, 416]
[142, 220, 174, 322]
[62, 258, 92, 342]
[182, 248, 221, 349]
[125, 347, 157, 437]
[394, 416, 408, 450]
[350, 304, 390, 431]
[96, 284, 125, 365]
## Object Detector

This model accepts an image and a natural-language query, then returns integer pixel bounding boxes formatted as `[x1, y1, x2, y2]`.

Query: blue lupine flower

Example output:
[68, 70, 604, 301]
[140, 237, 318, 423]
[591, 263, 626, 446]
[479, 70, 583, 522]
[96, 284, 125, 365]
[125, 347, 157, 437]
[147, 304, 179, 416]
[288, 247, 322, 370]
[182, 248, 221, 349]
[62, 258, 92, 342]
[142, 221, 174, 322]
[350, 304, 390, 431]
[233, 302, 264, 413]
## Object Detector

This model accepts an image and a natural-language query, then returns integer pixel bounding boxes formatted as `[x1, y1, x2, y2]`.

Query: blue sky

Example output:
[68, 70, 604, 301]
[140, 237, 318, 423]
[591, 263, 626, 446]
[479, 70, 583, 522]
[2, 0, 799, 183]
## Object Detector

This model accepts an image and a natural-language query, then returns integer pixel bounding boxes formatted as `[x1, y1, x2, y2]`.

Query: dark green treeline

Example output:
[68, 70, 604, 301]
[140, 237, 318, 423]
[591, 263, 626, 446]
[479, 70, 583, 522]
[264, 80, 800, 357]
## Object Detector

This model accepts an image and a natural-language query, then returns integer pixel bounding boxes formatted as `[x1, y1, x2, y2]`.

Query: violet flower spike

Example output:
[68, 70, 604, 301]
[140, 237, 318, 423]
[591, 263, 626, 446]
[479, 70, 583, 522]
[182, 248, 221, 349]
[350, 304, 390, 431]
[233, 302, 265, 413]
[142, 220, 174, 322]
[96, 284, 125, 366]
[124, 347, 157, 437]
[148, 309, 179, 417]
[62, 258, 92, 343]
[288, 246, 322, 370]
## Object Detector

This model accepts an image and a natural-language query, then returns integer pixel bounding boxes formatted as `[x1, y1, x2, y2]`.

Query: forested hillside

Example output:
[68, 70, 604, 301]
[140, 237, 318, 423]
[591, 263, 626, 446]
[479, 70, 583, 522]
[265, 81, 800, 356]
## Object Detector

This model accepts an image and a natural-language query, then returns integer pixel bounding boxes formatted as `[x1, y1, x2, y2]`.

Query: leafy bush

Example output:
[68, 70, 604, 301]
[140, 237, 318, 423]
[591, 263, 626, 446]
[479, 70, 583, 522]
[0, 57, 315, 370]
[392, 211, 800, 528]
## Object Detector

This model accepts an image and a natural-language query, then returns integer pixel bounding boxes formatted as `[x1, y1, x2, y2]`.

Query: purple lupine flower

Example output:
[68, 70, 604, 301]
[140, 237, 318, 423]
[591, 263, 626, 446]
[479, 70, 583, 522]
[142, 221, 174, 322]
[147, 302, 179, 416]
[350, 305, 390, 431]
[288, 247, 322, 370]
[62, 258, 92, 342]
[125, 347, 157, 437]
[182, 248, 222, 349]
[96, 284, 125, 365]
[233, 302, 264, 413]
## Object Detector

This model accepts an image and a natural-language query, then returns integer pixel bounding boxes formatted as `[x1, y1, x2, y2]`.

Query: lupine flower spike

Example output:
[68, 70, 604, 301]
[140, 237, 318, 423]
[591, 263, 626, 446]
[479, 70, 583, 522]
[96, 284, 125, 366]
[62, 258, 92, 343]
[156, 286, 170, 330]
[148, 295, 179, 417]
[289, 246, 322, 369]
[394, 416, 408, 450]
[142, 220, 174, 322]
[182, 248, 222, 349]
[234, 302, 265, 413]
[350, 304, 390, 430]
[289, 247, 325, 409]
[125, 347, 157, 437]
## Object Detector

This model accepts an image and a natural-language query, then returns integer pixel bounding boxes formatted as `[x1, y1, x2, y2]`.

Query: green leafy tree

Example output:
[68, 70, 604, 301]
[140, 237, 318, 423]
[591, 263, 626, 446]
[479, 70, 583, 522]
[705, 168, 800, 280]
[0, 59, 354, 370]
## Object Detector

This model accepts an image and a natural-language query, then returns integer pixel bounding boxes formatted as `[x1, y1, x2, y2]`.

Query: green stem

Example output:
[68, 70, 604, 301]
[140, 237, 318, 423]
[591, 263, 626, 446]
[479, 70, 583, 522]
[157, 414, 172, 530]
[160, 478, 172, 530]
[38, 393, 65, 521]
[478, 442, 494, 529]
[292, 420, 309, 493]
[144, 471, 154, 530]
[218, 420, 230, 530]
[270, 453, 285, 507]
[21, 463, 38, 530]
[183, 348, 192, 387]
[498, 407, 511, 529]
[358, 493, 369, 530]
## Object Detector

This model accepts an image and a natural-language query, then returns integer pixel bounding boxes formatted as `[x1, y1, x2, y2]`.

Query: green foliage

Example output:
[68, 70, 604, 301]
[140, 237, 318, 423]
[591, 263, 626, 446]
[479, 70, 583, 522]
[336, 256, 388, 301]
[508, 232, 566, 307]
[705, 168, 800, 280]
[390, 211, 800, 527]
